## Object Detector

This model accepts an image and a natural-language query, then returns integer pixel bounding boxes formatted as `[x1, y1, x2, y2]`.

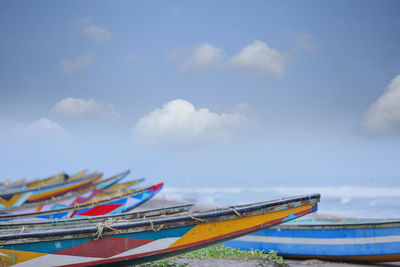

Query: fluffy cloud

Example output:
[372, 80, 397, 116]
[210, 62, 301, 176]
[51, 97, 121, 119]
[83, 25, 112, 42]
[182, 43, 224, 70]
[363, 74, 400, 133]
[0, 117, 67, 138]
[226, 40, 284, 77]
[169, 43, 224, 71]
[24, 118, 67, 137]
[133, 99, 252, 144]
[60, 51, 94, 75]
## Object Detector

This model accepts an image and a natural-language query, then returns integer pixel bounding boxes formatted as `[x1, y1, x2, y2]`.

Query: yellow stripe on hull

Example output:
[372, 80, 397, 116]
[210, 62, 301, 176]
[0, 249, 47, 266]
[105, 181, 140, 192]
[27, 170, 87, 188]
[170, 204, 314, 248]
[26, 174, 64, 188]
[0, 193, 24, 208]
[27, 176, 101, 202]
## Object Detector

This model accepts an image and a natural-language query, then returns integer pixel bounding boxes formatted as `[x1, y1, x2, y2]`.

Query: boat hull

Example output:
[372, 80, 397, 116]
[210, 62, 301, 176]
[0, 183, 163, 221]
[0, 174, 102, 209]
[224, 218, 400, 262]
[0, 194, 319, 266]
[0, 171, 129, 218]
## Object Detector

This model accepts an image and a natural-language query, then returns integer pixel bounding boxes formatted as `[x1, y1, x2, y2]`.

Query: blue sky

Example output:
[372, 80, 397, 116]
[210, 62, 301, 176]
[1, 0, 400, 188]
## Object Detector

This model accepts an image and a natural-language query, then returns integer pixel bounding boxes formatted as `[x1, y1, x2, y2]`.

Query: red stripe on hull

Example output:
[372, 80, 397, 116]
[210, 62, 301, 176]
[60, 207, 314, 267]
[77, 204, 122, 216]
[54, 237, 153, 258]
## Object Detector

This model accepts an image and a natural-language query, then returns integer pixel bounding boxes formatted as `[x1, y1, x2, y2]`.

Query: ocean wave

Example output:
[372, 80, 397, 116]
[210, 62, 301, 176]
[162, 186, 400, 198]
[156, 186, 400, 218]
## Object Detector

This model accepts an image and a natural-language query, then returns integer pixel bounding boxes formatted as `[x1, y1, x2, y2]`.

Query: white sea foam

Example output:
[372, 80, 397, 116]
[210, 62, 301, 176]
[157, 186, 400, 218]
[162, 186, 400, 198]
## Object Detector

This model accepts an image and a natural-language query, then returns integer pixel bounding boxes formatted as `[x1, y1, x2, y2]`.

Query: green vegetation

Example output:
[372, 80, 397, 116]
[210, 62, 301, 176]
[138, 259, 187, 267]
[136, 244, 287, 267]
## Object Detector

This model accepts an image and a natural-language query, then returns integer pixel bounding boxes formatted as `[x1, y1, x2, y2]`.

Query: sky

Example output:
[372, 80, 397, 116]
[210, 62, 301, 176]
[1, 0, 400, 189]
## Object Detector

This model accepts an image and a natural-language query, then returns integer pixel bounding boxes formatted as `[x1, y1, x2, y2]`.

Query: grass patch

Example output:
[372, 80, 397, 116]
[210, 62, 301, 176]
[138, 259, 187, 267]
[137, 244, 287, 266]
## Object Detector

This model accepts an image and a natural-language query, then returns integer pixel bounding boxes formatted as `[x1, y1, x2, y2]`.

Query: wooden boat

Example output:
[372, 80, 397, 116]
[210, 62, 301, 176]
[224, 216, 400, 262]
[100, 178, 145, 194]
[0, 193, 319, 266]
[25, 170, 88, 189]
[0, 173, 102, 209]
[0, 179, 26, 190]
[1, 171, 87, 191]
[0, 183, 164, 221]
[0, 170, 130, 216]
[0, 204, 193, 232]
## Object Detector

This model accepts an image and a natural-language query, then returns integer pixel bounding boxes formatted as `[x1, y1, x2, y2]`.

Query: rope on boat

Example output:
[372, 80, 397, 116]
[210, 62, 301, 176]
[93, 220, 120, 240]
[149, 219, 164, 232]
[230, 207, 241, 217]
[187, 213, 205, 222]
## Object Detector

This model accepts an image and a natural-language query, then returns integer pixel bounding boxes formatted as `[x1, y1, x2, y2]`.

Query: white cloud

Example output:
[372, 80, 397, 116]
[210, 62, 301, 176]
[51, 97, 121, 119]
[226, 40, 284, 77]
[24, 118, 67, 137]
[0, 117, 67, 138]
[83, 25, 112, 42]
[60, 51, 94, 75]
[133, 99, 253, 144]
[363, 74, 400, 133]
[170, 43, 224, 71]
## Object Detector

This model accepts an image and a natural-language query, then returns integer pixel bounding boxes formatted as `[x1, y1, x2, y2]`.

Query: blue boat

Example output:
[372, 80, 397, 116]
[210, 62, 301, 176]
[224, 217, 400, 262]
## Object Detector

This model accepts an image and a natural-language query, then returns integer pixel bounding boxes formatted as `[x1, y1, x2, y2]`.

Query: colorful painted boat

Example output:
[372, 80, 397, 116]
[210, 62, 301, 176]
[0, 173, 102, 209]
[0, 179, 26, 190]
[100, 178, 145, 194]
[0, 193, 319, 266]
[0, 182, 164, 221]
[0, 204, 193, 233]
[224, 216, 400, 262]
[25, 170, 88, 189]
[1, 170, 87, 191]
[0, 170, 130, 217]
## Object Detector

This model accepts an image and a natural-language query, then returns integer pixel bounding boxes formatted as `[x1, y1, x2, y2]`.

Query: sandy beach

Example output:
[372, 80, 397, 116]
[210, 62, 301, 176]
[137, 198, 400, 267]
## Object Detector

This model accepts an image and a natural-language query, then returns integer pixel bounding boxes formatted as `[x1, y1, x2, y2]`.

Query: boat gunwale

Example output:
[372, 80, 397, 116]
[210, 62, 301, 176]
[0, 171, 103, 197]
[0, 193, 320, 244]
[102, 178, 145, 193]
[275, 219, 400, 229]
[0, 203, 193, 229]
[0, 170, 88, 192]
[0, 171, 131, 212]
[0, 181, 163, 220]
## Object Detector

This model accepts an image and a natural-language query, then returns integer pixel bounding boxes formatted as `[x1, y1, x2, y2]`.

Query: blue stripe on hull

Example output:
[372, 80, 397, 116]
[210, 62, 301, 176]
[224, 240, 400, 257]
[256, 227, 400, 238]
